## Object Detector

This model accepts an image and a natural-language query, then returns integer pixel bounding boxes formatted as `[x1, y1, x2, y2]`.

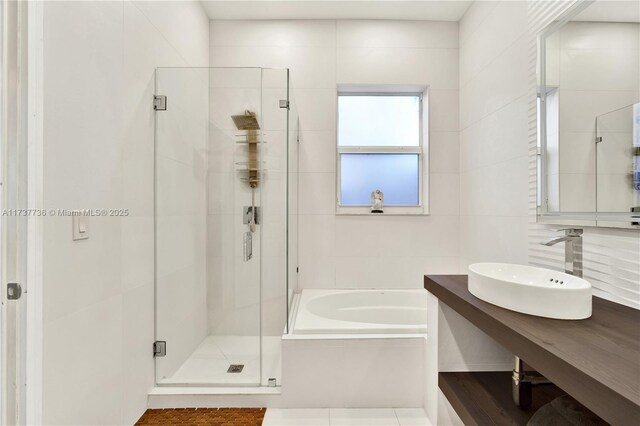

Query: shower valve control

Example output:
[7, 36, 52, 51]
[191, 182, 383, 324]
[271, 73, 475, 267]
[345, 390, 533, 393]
[243, 206, 260, 225]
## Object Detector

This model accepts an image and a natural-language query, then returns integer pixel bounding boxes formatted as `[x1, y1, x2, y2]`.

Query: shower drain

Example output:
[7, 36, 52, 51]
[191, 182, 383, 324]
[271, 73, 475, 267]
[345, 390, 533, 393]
[227, 364, 244, 373]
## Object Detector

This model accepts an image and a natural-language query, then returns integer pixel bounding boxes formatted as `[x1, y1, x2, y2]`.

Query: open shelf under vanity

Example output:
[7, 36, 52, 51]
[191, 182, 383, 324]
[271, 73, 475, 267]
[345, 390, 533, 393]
[439, 371, 566, 425]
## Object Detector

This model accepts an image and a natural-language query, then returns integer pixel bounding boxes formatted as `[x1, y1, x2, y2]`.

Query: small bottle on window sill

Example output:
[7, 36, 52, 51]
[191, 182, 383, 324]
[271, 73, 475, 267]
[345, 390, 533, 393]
[370, 189, 384, 213]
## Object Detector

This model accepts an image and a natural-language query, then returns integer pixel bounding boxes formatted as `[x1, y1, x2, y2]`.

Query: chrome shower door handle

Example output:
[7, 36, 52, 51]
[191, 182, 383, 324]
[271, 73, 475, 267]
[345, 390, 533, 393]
[243, 231, 253, 262]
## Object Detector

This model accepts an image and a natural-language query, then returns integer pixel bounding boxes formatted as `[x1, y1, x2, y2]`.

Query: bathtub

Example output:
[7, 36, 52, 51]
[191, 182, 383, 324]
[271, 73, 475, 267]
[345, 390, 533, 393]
[292, 289, 427, 335]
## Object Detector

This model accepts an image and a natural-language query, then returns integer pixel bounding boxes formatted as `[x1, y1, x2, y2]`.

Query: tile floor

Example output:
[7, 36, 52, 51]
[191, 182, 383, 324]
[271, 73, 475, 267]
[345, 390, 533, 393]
[158, 335, 282, 386]
[262, 408, 432, 426]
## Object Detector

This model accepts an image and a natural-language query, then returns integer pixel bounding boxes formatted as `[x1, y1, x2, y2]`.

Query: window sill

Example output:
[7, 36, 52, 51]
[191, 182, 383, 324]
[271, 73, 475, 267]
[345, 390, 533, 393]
[336, 206, 429, 216]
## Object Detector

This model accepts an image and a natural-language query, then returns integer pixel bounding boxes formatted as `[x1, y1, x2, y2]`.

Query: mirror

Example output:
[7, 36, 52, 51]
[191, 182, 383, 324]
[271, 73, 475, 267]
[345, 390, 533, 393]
[538, 0, 640, 228]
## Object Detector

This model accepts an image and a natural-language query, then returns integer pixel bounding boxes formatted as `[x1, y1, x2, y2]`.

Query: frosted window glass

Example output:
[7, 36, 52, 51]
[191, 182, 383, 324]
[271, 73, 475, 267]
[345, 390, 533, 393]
[338, 95, 420, 146]
[340, 154, 419, 206]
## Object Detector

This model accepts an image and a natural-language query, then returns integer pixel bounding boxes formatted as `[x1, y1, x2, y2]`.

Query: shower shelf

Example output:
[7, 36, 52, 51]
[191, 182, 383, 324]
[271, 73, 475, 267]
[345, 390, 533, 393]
[235, 133, 265, 144]
[235, 161, 266, 165]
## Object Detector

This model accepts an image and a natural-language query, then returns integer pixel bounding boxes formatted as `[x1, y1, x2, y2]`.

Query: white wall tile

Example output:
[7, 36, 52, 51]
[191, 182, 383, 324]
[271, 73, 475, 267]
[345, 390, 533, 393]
[460, 215, 529, 270]
[429, 132, 459, 174]
[429, 173, 460, 216]
[460, 156, 529, 217]
[560, 48, 639, 92]
[121, 216, 155, 292]
[460, 35, 528, 129]
[337, 47, 458, 89]
[458, 1, 498, 46]
[43, 296, 124, 425]
[43, 216, 123, 322]
[131, 0, 209, 66]
[299, 173, 337, 215]
[299, 131, 337, 173]
[299, 215, 336, 258]
[559, 90, 638, 133]
[459, 96, 528, 172]
[211, 20, 337, 48]
[560, 21, 640, 50]
[459, 0, 528, 85]
[337, 20, 458, 49]
[299, 251, 337, 289]
[377, 216, 459, 258]
[294, 89, 337, 131]
[43, 0, 124, 210]
[429, 90, 459, 132]
[459, 1, 531, 274]
[210, 19, 460, 293]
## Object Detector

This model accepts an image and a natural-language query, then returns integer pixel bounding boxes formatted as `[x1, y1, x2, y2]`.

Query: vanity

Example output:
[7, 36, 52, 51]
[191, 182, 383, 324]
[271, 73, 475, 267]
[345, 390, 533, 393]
[424, 274, 640, 425]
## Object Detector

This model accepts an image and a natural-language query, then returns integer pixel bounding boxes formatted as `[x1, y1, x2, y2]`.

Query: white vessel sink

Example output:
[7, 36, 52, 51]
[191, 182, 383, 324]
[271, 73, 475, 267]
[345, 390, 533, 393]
[468, 263, 592, 320]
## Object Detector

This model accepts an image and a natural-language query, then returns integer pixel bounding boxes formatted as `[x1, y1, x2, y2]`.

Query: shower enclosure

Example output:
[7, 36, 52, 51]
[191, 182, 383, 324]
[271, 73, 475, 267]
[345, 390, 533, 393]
[153, 67, 298, 387]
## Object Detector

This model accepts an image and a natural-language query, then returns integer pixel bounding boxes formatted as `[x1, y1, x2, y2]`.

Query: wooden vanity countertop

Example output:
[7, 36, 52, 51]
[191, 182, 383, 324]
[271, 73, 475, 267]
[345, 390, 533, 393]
[424, 274, 640, 425]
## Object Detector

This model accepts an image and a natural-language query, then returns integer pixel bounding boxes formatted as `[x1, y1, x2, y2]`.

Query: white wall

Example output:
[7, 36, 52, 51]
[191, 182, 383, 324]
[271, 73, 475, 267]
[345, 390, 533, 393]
[41, 1, 209, 424]
[210, 20, 461, 291]
[459, 1, 531, 268]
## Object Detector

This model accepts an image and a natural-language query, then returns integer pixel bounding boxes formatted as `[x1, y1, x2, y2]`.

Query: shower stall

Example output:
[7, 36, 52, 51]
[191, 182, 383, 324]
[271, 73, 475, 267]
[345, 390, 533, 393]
[153, 67, 298, 387]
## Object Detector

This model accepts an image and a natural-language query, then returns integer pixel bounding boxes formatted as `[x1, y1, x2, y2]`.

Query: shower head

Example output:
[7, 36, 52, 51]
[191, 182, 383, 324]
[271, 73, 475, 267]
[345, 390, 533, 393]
[232, 110, 260, 130]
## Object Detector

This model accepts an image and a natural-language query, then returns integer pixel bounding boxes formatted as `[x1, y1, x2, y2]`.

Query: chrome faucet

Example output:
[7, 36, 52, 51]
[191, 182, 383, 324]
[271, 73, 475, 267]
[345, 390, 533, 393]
[540, 228, 583, 278]
[512, 229, 584, 408]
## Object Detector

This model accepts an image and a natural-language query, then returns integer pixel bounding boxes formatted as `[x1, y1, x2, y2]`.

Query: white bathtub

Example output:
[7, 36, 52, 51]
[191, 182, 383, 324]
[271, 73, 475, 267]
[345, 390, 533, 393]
[293, 289, 427, 335]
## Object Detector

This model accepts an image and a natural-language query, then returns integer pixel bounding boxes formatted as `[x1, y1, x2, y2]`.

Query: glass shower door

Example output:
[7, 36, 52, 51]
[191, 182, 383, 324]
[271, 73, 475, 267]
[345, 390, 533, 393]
[155, 67, 263, 385]
[259, 69, 297, 385]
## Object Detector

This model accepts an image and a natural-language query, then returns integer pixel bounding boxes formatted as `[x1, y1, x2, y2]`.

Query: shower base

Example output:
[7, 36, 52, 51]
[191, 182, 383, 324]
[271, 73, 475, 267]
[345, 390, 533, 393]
[157, 335, 281, 386]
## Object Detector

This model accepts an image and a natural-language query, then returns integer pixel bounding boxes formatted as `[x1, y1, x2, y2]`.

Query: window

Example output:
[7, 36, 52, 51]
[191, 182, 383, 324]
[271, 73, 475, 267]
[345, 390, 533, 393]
[337, 89, 427, 214]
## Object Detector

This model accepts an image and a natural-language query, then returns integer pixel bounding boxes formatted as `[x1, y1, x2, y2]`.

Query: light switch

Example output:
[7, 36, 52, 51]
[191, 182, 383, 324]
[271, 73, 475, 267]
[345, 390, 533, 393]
[72, 216, 89, 241]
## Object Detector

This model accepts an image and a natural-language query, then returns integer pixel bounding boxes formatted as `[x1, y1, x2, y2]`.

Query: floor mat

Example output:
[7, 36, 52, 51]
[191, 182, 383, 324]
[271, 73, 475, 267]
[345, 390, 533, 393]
[135, 408, 265, 425]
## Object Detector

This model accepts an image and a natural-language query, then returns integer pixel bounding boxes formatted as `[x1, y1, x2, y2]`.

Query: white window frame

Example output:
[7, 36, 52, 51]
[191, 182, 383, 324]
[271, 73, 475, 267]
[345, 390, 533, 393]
[336, 85, 429, 215]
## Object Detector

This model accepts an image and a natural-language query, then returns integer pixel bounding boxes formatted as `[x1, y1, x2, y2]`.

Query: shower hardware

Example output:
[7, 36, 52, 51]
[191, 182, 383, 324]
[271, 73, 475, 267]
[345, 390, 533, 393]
[512, 356, 551, 407]
[7, 283, 22, 300]
[243, 206, 260, 225]
[243, 231, 253, 262]
[233, 110, 262, 261]
[153, 341, 167, 358]
[231, 111, 260, 131]
[153, 95, 167, 111]
[632, 207, 640, 226]
[279, 99, 289, 109]
[227, 365, 244, 373]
